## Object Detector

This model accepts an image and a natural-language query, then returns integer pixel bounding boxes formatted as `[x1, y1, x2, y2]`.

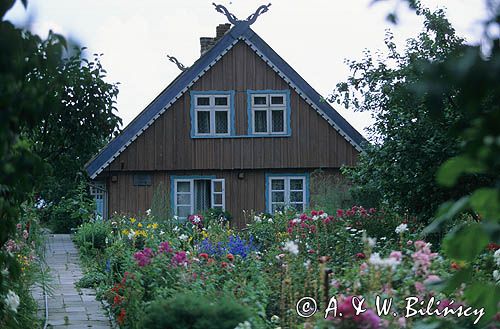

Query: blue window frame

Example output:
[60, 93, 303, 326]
[171, 175, 225, 220]
[265, 173, 309, 213]
[247, 90, 291, 137]
[190, 90, 235, 138]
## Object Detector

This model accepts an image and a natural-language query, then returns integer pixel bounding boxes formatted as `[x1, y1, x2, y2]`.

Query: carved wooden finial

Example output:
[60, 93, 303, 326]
[167, 55, 189, 72]
[212, 3, 272, 26]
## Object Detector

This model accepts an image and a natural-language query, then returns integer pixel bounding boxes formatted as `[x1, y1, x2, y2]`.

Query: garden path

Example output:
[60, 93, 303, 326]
[31, 234, 112, 329]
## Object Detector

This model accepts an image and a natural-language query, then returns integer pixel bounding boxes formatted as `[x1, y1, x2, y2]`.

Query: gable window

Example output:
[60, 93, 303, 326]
[172, 176, 225, 219]
[248, 90, 290, 136]
[191, 91, 235, 138]
[266, 174, 308, 213]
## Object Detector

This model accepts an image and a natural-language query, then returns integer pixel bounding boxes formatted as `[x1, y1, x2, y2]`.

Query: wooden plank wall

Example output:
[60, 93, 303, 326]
[107, 41, 359, 172]
[104, 169, 341, 228]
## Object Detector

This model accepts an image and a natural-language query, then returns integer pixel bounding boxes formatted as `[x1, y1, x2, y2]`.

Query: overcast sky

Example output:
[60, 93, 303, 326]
[5, 0, 488, 137]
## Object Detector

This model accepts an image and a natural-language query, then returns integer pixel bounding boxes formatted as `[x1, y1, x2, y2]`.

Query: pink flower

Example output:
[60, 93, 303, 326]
[16, 223, 22, 230]
[368, 208, 376, 214]
[406, 240, 413, 246]
[22, 230, 29, 240]
[423, 275, 441, 285]
[336, 209, 344, 218]
[397, 316, 406, 328]
[389, 251, 402, 261]
[415, 282, 425, 293]
[359, 262, 368, 274]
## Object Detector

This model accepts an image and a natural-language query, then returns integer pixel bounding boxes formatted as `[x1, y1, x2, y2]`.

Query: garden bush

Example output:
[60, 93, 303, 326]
[141, 292, 250, 329]
[74, 208, 499, 328]
[74, 220, 112, 251]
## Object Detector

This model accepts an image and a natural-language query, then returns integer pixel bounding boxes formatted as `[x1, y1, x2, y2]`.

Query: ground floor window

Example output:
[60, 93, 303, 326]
[267, 174, 308, 213]
[173, 177, 225, 219]
[90, 182, 106, 220]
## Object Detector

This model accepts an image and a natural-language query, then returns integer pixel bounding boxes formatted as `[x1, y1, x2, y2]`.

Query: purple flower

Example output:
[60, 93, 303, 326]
[158, 241, 172, 254]
[133, 248, 153, 267]
[171, 251, 188, 267]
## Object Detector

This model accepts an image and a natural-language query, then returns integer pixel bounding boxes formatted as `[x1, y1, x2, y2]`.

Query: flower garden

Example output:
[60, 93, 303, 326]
[73, 207, 499, 328]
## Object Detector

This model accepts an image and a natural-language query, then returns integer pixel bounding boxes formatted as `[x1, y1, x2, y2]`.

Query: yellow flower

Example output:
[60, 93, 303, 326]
[122, 229, 130, 235]
[138, 223, 143, 228]
[152, 223, 158, 229]
[188, 236, 193, 243]
[201, 230, 209, 239]
[130, 217, 136, 223]
[147, 224, 151, 229]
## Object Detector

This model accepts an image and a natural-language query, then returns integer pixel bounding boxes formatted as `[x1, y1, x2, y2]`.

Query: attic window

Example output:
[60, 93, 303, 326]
[191, 91, 234, 138]
[248, 91, 290, 136]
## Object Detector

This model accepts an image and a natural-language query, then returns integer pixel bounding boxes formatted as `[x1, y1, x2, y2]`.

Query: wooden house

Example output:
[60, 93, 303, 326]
[85, 5, 365, 227]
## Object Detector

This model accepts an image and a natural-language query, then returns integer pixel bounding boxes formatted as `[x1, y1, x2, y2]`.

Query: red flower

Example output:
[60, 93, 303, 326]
[226, 254, 234, 262]
[487, 243, 500, 251]
[113, 295, 122, 306]
[207, 258, 215, 265]
[451, 262, 460, 270]
[199, 253, 209, 260]
[117, 308, 126, 325]
[308, 249, 316, 254]
[356, 252, 366, 259]
[336, 209, 344, 218]
[221, 261, 228, 268]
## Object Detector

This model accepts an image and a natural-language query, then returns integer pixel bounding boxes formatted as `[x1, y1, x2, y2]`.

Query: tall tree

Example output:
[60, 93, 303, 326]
[332, 6, 486, 221]
[25, 41, 121, 202]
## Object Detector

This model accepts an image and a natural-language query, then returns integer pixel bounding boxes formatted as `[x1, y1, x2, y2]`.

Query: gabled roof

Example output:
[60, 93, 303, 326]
[85, 22, 367, 179]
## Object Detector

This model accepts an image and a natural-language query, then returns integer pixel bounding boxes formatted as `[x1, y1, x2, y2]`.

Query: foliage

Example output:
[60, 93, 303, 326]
[409, 2, 500, 324]
[141, 292, 250, 329]
[331, 6, 488, 221]
[309, 169, 352, 213]
[0, 0, 66, 321]
[23, 40, 121, 204]
[41, 181, 95, 233]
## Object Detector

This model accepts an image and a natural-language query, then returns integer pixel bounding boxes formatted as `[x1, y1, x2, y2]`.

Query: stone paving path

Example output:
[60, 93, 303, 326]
[32, 234, 112, 329]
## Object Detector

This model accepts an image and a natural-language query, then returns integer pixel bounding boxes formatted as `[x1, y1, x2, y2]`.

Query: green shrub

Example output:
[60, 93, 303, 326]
[141, 292, 250, 329]
[76, 270, 107, 288]
[44, 183, 95, 233]
[74, 221, 111, 251]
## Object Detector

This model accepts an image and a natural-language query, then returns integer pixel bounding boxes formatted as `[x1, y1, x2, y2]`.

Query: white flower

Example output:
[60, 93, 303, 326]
[159, 230, 165, 236]
[173, 226, 180, 233]
[234, 320, 252, 329]
[380, 237, 387, 241]
[312, 215, 319, 221]
[267, 218, 273, 223]
[320, 212, 329, 219]
[4, 290, 19, 313]
[303, 260, 311, 269]
[146, 209, 151, 216]
[271, 315, 280, 323]
[127, 229, 136, 240]
[179, 234, 188, 241]
[368, 252, 400, 270]
[173, 215, 179, 221]
[364, 237, 376, 247]
[395, 223, 408, 234]
[254, 215, 262, 223]
[192, 215, 201, 224]
[292, 218, 301, 224]
[283, 240, 299, 255]
[493, 270, 500, 282]
[494, 249, 500, 267]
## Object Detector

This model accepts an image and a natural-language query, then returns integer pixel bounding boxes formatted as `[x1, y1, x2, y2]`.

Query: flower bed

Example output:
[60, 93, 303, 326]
[74, 207, 499, 328]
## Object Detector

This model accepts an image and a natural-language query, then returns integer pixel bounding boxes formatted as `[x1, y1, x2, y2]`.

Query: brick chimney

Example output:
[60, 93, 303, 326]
[200, 23, 232, 55]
